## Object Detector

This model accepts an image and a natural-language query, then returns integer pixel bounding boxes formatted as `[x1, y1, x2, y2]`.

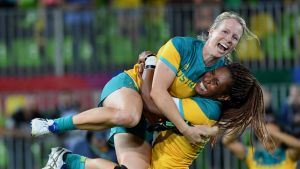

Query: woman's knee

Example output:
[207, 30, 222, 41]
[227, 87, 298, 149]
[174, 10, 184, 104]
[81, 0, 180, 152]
[104, 88, 143, 127]
[114, 110, 141, 128]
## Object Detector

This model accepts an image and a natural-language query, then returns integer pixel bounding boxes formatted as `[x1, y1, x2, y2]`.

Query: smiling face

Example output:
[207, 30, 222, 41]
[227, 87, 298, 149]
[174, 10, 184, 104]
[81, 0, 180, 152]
[205, 19, 243, 58]
[194, 67, 232, 100]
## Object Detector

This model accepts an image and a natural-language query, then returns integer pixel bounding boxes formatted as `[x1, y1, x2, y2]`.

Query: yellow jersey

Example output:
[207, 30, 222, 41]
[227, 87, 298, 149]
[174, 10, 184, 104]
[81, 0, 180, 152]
[246, 147, 297, 169]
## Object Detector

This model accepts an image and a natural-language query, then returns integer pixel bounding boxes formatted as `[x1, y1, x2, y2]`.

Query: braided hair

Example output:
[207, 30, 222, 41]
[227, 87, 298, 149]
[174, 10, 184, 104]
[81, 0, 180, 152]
[217, 63, 271, 151]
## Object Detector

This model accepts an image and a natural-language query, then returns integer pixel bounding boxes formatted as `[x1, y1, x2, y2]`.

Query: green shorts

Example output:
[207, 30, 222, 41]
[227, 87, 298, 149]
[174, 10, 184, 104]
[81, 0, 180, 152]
[108, 116, 153, 146]
[98, 72, 153, 145]
[99, 72, 138, 107]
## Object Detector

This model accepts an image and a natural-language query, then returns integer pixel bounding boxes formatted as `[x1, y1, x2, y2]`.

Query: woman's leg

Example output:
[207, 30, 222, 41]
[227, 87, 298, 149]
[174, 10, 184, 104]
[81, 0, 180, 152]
[31, 87, 143, 135]
[114, 133, 152, 169]
[42, 135, 150, 169]
[99, 88, 152, 169]
[73, 87, 143, 130]
[84, 158, 118, 169]
[42, 147, 120, 169]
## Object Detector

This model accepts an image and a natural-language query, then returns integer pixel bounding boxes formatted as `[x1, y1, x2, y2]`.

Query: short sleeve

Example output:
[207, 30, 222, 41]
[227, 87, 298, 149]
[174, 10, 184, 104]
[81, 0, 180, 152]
[157, 38, 182, 73]
[172, 97, 221, 125]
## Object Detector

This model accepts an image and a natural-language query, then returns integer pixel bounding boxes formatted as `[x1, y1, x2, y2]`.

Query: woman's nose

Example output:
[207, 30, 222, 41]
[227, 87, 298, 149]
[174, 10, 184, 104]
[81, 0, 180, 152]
[225, 35, 232, 43]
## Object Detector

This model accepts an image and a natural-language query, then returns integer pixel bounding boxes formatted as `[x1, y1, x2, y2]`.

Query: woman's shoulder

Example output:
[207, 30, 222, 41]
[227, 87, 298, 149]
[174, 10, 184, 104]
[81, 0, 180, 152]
[171, 36, 204, 49]
[171, 36, 201, 42]
[189, 97, 222, 120]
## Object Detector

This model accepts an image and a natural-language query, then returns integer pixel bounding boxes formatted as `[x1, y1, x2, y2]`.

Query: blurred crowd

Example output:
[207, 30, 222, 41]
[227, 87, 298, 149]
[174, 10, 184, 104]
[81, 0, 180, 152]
[0, 90, 117, 168]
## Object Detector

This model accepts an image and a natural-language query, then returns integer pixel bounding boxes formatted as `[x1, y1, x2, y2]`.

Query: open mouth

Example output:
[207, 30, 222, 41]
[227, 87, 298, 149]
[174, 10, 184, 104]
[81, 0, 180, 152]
[199, 82, 207, 92]
[218, 42, 229, 53]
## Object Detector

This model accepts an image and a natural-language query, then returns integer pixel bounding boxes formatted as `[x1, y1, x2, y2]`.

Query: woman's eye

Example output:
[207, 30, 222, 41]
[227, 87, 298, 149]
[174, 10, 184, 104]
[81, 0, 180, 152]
[214, 80, 219, 86]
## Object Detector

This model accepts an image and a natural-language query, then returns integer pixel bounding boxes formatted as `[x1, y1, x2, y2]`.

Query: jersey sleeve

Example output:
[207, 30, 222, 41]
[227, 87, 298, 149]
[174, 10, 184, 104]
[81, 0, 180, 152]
[157, 37, 182, 74]
[172, 97, 222, 126]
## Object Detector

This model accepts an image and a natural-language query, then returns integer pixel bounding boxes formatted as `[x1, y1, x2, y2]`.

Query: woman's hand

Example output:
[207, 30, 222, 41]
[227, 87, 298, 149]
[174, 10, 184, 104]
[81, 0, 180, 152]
[137, 51, 156, 78]
[181, 125, 219, 145]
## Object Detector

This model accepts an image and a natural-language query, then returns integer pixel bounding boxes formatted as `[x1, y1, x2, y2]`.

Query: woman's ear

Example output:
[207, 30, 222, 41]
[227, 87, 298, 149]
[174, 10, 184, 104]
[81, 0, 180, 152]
[208, 29, 212, 38]
[208, 27, 215, 37]
[217, 95, 231, 101]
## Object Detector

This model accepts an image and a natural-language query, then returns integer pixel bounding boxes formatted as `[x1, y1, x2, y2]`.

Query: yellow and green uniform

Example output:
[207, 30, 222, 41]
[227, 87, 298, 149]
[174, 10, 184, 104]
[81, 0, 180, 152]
[172, 97, 221, 125]
[150, 97, 222, 169]
[148, 37, 224, 168]
[156, 36, 225, 98]
[125, 36, 225, 98]
[245, 147, 297, 169]
[101, 37, 225, 160]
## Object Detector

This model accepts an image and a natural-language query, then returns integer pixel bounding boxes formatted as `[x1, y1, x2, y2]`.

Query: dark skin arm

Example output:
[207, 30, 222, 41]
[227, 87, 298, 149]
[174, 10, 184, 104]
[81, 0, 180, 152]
[141, 68, 163, 116]
[138, 51, 165, 123]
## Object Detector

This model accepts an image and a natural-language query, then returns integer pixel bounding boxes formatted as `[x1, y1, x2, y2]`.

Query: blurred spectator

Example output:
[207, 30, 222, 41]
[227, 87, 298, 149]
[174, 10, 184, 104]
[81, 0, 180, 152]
[62, 0, 96, 33]
[57, 90, 80, 117]
[8, 95, 43, 132]
[56, 90, 85, 149]
[6, 95, 44, 169]
[71, 131, 117, 162]
[166, 0, 193, 36]
[38, 0, 62, 37]
[35, 0, 61, 64]
[61, 0, 97, 72]
[223, 115, 300, 169]
[262, 86, 277, 123]
[142, 0, 169, 50]
[280, 84, 300, 137]
[111, 0, 142, 45]
[0, 0, 17, 67]
[193, 0, 221, 35]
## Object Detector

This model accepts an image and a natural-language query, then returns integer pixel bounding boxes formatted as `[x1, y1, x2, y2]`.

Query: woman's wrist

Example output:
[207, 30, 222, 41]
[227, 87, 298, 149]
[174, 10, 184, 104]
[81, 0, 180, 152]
[178, 124, 190, 135]
[145, 55, 157, 69]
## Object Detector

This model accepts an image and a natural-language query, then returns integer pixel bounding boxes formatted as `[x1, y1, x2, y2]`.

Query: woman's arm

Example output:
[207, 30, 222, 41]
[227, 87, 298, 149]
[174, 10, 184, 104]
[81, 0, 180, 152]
[150, 61, 216, 144]
[140, 61, 166, 123]
[141, 68, 163, 116]
[267, 124, 300, 149]
[222, 132, 247, 160]
[266, 124, 300, 161]
[139, 54, 163, 116]
[150, 60, 187, 132]
[280, 132, 300, 161]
